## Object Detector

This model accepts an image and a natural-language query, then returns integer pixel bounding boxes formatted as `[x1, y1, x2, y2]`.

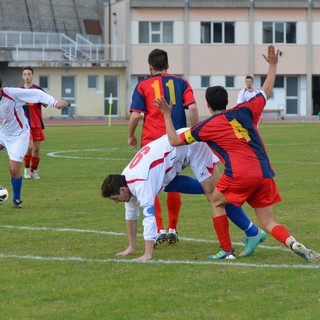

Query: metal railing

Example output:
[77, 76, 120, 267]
[0, 31, 125, 62]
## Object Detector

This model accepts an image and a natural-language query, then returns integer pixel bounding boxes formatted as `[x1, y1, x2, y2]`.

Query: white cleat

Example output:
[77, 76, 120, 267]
[31, 170, 41, 180]
[290, 241, 318, 262]
[24, 168, 31, 179]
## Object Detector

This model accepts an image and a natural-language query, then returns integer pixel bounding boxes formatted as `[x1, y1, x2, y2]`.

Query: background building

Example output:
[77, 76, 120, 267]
[1, 0, 320, 120]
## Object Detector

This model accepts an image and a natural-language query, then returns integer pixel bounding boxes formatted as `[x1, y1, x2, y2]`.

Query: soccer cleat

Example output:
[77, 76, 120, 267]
[239, 229, 267, 257]
[290, 241, 318, 262]
[24, 168, 31, 179]
[208, 248, 236, 260]
[167, 228, 179, 245]
[31, 170, 41, 180]
[12, 200, 23, 209]
[154, 229, 168, 247]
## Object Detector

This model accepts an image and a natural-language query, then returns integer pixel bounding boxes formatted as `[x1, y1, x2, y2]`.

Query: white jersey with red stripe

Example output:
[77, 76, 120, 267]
[123, 128, 219, 220]
[0, 87, 56, 136]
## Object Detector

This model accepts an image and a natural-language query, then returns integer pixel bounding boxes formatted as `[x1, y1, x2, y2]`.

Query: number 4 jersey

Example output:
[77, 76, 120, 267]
[179, 92, 275, 179]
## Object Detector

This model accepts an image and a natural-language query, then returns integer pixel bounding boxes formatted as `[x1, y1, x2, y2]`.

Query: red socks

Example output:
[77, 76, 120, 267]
[271, 224, 291, 245]
[213, 215, 232, 252]
[154, 192, 182, 232]
[154, 196, 164, 232]
[167, 192, 181, 230]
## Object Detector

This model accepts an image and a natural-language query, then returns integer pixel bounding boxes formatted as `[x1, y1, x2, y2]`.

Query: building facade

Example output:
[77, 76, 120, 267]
[1, 0, 320, 120]
[120, 0, 320, 119]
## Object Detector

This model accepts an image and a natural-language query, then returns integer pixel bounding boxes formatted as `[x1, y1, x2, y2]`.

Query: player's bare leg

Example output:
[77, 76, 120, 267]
[132, 240, 153, 262]
[116, 219, 137, 256]
[116, 246, 136, 256]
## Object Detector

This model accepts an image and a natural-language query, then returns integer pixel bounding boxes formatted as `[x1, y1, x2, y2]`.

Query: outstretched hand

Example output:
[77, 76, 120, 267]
[154, 97, 172, 115]
[262, 45, 279, 66]
[55, 99, 69, 110]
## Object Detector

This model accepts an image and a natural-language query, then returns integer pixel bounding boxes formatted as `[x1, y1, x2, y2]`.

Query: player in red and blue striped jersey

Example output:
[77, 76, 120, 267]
[156, 45, 317, 262]
[128, 49, 199, 244]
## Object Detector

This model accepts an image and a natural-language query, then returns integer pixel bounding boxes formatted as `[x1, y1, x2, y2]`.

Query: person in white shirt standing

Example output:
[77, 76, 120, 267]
[237, 75, 259, 104]
[237, 75, 262, 124]
[0, 78, 69, 208]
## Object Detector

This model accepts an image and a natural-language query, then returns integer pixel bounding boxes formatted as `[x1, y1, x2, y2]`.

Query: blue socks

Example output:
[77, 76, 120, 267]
[11, 176, 22, 201]
[164, 175, 204, 194]
[165, 175, 259, 237]
[225, 203, 258, 237]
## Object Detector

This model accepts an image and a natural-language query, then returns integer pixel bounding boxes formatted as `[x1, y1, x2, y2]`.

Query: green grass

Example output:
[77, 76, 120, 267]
[0, 122, 320, 320]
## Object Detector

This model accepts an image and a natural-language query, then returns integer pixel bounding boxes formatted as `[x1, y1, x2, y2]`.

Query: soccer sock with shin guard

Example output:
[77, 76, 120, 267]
[225, 203, 259, 237]
[154, 196, 164, 232]
[11, 176, 22, 201]
[213, 215, 232, 252]
[166, 192, 181, 230]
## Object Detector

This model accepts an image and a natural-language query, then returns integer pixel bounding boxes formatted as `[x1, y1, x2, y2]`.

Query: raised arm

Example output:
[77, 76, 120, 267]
[154, 97, 184, 146]
[188, 102, 199, 126]
[261, 45, 279, 99]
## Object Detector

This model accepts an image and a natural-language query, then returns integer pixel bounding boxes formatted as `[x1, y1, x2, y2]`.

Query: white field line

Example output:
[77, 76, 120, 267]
[0, 224, 286, 251]
[45, 148, 320, 165]
[0, 253, 319, 270]
[2, 225, 319, 269]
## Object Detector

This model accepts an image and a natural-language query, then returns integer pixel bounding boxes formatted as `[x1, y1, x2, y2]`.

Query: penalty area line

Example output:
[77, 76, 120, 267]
[0, 253, 319, 269]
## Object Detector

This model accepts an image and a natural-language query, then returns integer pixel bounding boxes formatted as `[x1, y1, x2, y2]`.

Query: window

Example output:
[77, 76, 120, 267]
[261, 75, 284, 88]
[88, 75, 98, 89]
[263, 22, 296, 44]
[39, 76, 49, 90]
[225, 76, 234, 88]
[201, 22, 234, 44]
[201, 76, 210, 88]
[104, 75, 119, 116]
[139, 21, 173, 44]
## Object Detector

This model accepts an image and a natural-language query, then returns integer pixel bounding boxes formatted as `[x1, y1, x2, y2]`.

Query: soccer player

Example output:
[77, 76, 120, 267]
[237, 75, 262, 126]
[101, 128, 266, 262]
[19, 66, 46, 180]
[128, 48, 199, 245]
[0, 78, 69, 208]
[155, 45, 318, 262]
[237, 75, 259, 104]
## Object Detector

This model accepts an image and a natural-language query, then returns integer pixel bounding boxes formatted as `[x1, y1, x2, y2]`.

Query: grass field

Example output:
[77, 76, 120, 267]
[0, 122, 320, 320]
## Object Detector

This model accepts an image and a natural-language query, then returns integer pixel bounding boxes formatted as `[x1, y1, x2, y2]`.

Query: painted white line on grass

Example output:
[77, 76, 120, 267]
[0, 225, 286, 251]
[46, 148, 320, 165]
[47, 148, 133, 161]
[0, 253, 319, 270]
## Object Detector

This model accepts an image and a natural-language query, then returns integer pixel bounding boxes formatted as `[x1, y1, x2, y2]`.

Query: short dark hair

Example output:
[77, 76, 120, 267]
[22, 66, 34, 73]
[148, 49, 168, 71]
[101, 174, 127, 198]
[245, 75, 253, 81]
[205, 86, 228, 111]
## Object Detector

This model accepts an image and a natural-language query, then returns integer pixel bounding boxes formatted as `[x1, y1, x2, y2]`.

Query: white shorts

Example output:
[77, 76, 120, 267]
[186, 142, 219, 183]
[0, 129, 30, 162]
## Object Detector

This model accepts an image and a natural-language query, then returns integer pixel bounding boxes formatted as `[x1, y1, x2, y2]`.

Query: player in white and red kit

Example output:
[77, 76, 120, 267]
[0, 79, 69, 208]
[101, 129, 265, 262]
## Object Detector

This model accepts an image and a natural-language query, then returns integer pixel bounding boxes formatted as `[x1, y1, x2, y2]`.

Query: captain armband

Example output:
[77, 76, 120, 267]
[183, 129, 196, 144]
